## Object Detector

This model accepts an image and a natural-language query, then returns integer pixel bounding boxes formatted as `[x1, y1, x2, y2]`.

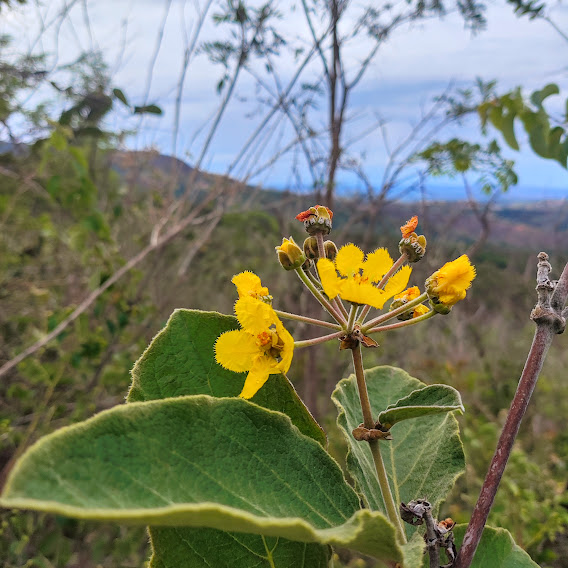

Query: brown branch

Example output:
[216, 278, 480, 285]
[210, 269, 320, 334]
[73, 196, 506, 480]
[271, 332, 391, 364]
[454, 253, 568, 568]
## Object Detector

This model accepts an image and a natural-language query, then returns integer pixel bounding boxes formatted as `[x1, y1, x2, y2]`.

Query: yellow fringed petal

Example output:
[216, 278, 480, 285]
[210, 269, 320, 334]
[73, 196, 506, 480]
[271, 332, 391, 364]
[317, 258, 342, 299]
[276, 320, 294, 374]
[235, 296, 277, 334]
[413, 304, 430, 318]
[335, 244, 364, 277]
[215, 330, 259, 373]
[239, 359, 273, 399]
[383, 265, 412, 301]
[427, 255, 476, 306]
[363, 248, 393, 283]
[232, 271, 269, 299]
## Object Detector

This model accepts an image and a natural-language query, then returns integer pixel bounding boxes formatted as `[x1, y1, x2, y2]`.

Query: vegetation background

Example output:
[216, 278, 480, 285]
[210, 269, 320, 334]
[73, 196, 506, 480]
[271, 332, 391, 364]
[0, 0, 567, 566]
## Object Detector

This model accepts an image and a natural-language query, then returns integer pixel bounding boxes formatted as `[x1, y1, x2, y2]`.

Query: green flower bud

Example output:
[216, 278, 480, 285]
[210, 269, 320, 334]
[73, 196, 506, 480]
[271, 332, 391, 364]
[275, 236, 306, 270]
[303, 237, 319, 259]
[399, 232, 427, 263]
[295, 205, 333, 235]
[324, 240, 338, 261]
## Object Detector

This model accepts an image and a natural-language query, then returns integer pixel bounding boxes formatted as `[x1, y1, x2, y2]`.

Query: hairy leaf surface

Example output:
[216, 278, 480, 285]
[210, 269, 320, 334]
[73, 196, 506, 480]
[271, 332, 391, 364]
[127, 309, 325, 446]
[377, 384, 464, 429]
[332, 366, 464, 539]
[1, 395, 404, 563]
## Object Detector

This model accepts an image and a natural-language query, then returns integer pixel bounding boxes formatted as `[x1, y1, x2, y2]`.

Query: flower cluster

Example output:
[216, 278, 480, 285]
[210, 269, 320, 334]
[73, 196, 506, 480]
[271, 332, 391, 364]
[214, 206, 476, 399]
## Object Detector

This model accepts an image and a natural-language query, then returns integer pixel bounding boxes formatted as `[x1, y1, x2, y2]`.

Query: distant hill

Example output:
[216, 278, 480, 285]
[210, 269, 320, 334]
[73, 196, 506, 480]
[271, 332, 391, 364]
[110, 150, 568, 253]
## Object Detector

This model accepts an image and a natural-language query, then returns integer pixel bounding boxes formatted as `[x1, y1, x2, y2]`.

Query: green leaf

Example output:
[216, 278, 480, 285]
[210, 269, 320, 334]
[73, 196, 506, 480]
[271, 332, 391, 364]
[133, 104, 163, 115]
[332, 366, 464, 539]
[377, 384, 464, 429]
[521, 111, 550, 159]
[450, 525, 540, 567]
[1, 396, 404, 563]
[127, 309, 327, 565]
[500, 110, 519, 151]
[127, 309, 325, 447]
[529, 83, 559, 109]
[149, 527, 330, 568]
[112, 88, 129, 107]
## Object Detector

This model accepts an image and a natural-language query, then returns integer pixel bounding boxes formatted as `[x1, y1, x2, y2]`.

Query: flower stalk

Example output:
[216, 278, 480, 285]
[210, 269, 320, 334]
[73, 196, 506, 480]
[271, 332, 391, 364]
[294, 330, 345, 349]
[365, 309, 435, 335]
[362, 292, 429, 332]
[295, 267, 346, 325]
[351, 343, 407, 543]
[273, 309, 342, 330]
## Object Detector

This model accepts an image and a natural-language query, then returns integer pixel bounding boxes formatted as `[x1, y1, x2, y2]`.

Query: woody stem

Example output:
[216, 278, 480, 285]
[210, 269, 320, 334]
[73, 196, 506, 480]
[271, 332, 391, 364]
[351, 344, 407, 543]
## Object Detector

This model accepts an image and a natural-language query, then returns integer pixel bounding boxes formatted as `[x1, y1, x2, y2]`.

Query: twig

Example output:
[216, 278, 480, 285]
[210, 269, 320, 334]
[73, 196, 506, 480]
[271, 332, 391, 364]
[454, 253, 568, 568]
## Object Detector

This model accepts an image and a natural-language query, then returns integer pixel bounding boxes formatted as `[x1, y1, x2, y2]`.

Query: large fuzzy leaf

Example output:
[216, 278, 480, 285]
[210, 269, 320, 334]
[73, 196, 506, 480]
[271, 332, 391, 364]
[127, 309, 325, 447]
[1, 395, 404, 563]
[127, 309, 328, 566]
[148, 527, 331, 568]
[332, 366, 464, 540]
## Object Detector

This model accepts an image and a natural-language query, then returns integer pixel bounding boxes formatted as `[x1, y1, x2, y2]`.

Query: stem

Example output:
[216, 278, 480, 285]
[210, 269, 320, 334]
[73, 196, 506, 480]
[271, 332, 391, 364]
[424, 507, 441, 568]
[358, 253, 408, 323]
[351, 344, 407, 543]
[366, 309, 435, 334]
[296, 268, 346, 325]
[334, 296, 349, 320]
[454, 324, 555, 568]
[346, 304, 357, 332]
[294, 330, 345, 348]
[315, 231, 326, 259]
[273, 309, 341, 330]
[455, 256, 568, 568]
[362, 292, 429, 332]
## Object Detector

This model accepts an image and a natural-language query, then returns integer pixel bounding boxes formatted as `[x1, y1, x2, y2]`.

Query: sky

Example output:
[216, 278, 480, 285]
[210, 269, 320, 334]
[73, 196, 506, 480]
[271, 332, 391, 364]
[3, 0, 568, 201]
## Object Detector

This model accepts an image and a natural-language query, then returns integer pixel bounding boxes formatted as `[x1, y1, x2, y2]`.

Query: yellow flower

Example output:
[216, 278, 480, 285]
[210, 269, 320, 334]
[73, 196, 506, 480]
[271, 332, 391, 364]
[412, 304, 430, 318]
[393, 286, 421, 304]
[232, 271, 271, 303]
[317, 243, 412, 308]
[215, 296, 294, 399]
[426, 255, 476, 306]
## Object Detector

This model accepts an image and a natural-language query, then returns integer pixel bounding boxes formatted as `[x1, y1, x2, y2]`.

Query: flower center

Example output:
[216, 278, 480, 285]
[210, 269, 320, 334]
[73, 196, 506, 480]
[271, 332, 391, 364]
[256, 328, 285, 360]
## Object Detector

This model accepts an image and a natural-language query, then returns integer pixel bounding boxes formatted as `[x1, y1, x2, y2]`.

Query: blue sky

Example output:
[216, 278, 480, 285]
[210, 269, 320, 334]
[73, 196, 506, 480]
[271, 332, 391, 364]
[3, 0, 568, 201]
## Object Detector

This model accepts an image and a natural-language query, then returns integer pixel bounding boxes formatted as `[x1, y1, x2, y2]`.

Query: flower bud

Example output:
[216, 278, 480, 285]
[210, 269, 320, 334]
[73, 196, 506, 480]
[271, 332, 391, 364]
[399, 233, 427, 263]
[324, 240, 338, 261]
[303, 237, 319, 259]
[295, 204, 333, 235]
[398, 215, 426, 263]
[276, 236, 306, 270]
[390, 286, 421, 321]
[429, 297, 452, 315]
